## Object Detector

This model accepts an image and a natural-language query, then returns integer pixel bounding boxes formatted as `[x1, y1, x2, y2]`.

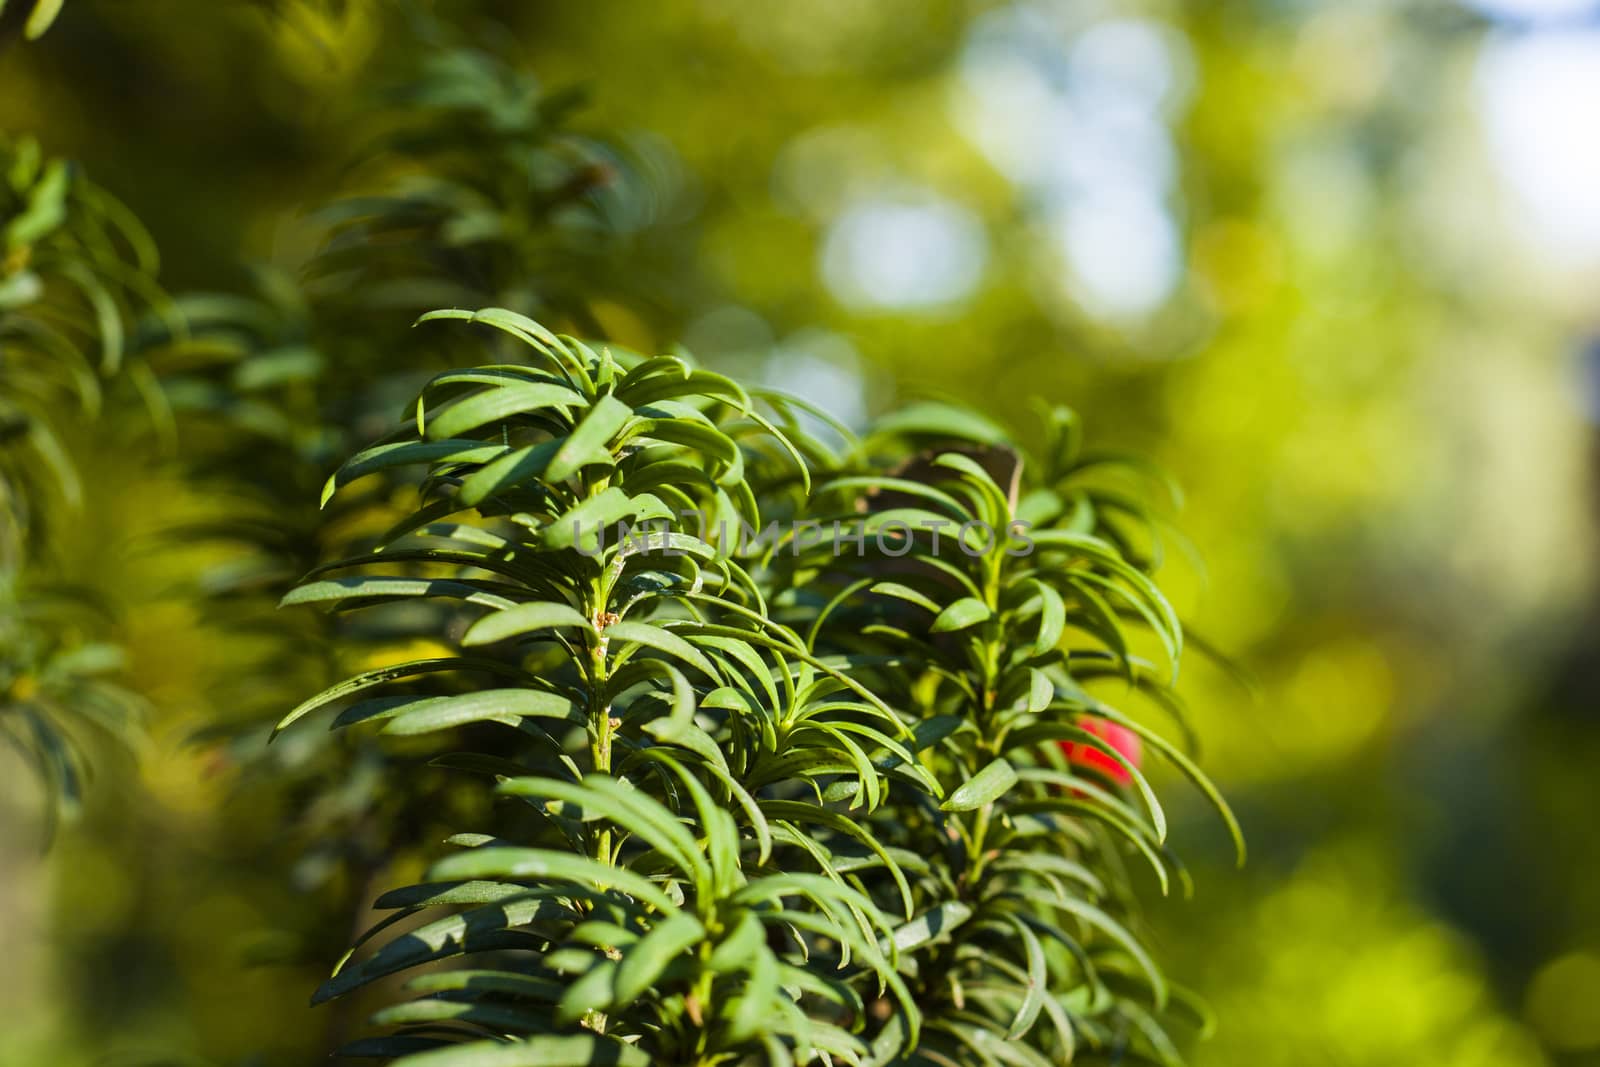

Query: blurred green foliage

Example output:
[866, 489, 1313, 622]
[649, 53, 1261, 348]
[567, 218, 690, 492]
[1, 1, 1598, 1066]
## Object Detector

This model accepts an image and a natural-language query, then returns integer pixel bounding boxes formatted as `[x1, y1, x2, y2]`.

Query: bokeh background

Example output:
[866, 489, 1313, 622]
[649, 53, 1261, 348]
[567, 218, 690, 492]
[3, 1, 1600, 1064]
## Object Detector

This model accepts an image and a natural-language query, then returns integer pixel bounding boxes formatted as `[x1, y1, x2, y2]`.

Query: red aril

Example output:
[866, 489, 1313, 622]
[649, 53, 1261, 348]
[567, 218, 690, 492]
[1060, 717, 1142, 786]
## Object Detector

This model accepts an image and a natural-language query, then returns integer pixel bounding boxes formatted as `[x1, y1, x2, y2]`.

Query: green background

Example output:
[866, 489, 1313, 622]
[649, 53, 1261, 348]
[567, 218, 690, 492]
[2, 2, 1597, 1064]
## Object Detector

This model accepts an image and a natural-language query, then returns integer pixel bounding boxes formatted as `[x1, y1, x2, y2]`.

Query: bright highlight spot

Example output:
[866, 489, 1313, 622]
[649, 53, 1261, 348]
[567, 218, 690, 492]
[820, 194, 987, 311]
[1460, 0, 1600, 22]
[954, 12, 1188, 320]
[1476, 29, 1600, 262]
[1052, 190, 1182, 319]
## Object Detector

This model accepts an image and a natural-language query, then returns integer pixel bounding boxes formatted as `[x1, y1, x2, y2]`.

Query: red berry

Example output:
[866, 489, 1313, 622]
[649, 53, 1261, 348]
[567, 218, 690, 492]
[1059, 717, 1142, 787]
